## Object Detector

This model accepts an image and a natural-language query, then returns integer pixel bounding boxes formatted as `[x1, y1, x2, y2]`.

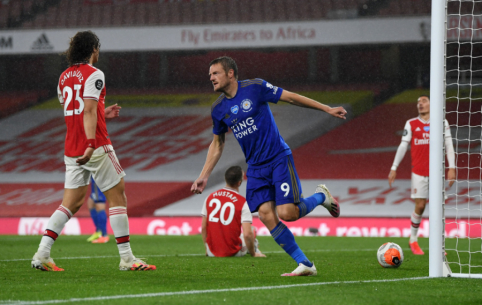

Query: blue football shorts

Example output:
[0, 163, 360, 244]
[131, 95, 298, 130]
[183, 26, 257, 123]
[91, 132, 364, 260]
[246, 154, 303, 213]
[90, 177, 106, 203]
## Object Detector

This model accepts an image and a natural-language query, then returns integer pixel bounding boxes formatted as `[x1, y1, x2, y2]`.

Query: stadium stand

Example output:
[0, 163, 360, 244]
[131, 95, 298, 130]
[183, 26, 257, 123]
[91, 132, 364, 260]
[0, 89, 371, 217]
[0, 90, 49, 119]
[0, 0, 436, 30]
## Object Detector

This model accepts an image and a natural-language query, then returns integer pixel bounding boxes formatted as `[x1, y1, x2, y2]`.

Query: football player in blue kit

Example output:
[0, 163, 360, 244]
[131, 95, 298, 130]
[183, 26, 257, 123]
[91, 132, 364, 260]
[86, 177, 109, 243]
[191, 56, 347, 276]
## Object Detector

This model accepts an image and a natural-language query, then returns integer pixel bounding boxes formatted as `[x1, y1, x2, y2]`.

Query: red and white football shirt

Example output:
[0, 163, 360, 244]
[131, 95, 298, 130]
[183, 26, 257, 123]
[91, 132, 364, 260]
[57, 63, 111, 157]
[401, 117, 451, 176]
[201, 188, 252, 257]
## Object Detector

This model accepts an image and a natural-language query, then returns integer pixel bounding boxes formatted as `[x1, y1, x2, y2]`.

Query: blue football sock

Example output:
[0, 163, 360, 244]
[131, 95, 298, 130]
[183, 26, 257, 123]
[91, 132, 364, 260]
[97, 210, 107, 236]
[298, 193, 325, 218]
[89, 208, 98, 232]
[270, 222, 312, 267]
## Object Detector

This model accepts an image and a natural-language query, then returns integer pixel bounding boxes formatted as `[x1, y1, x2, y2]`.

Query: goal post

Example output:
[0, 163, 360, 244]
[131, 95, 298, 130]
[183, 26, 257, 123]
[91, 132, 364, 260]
[429, 0, 447, 278]
[431, 0, 482, 279]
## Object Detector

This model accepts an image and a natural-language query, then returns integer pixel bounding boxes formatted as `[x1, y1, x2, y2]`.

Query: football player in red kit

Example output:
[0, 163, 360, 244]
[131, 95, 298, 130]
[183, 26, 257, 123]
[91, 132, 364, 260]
[389, 95, 455, 255]
[202, 166, 265, 258]
[31, 31, 155, 271]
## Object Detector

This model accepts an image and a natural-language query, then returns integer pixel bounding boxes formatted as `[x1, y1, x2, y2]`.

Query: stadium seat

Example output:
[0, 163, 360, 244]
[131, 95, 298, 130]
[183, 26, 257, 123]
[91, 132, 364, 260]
[90, 5, 103, 27]
[169, 2, 181, 24]
[134, 2, 147, 26]
[123, 4, 137, 26]
[0, 6, 8, 28]
[146, 2, 159, 25]
[43, 6, 58, 29]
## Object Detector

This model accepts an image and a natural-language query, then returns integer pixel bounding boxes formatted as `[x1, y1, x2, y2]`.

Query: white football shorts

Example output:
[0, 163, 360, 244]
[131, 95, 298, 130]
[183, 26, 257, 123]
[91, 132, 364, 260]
[411, 172, 429, 199]
[64, 144, 126, 192]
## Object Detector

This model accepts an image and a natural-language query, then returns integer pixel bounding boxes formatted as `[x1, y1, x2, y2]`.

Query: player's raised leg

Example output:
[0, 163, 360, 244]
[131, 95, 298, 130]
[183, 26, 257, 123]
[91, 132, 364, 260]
[104, 178, 156, 271]
[258, 201, 316, 276]
[273, 155, 340, 222]
[31, 187, 88, 271]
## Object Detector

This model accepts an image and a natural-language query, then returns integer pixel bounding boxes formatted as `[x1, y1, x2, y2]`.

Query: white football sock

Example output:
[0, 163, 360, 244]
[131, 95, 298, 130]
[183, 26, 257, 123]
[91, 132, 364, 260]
[410, 211, 422, 243]
[110, 206, 134, 262]
[37, 205, 72, 258]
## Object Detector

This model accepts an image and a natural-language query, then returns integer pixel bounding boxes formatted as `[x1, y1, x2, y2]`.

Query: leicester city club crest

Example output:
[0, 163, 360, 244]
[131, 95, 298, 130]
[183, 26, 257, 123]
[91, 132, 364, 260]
[241, 99, 252, 112]
[231, 105, 239, 114]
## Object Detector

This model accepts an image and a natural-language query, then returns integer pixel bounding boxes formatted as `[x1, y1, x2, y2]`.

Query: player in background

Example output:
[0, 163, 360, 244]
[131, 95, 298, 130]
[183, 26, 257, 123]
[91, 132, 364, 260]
[86, 177, 109, 243]
[201, 166, 266, 258]
[192, 56, 346, 276]
[31, 31, 155, 271]
[388, 95, 455, 255]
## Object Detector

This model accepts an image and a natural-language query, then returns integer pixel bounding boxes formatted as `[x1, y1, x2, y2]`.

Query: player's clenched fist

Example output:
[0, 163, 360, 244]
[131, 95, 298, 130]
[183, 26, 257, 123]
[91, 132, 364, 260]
[328, 106, 347, 119]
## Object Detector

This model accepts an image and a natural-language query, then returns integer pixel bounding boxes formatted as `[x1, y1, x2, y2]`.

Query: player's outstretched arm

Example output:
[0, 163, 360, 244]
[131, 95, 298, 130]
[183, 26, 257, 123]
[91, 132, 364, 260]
[77, 98, 97, 165]
[279, 90, 347, 119]
[191, 133, 226, 194]
[105, 103, 121, 120]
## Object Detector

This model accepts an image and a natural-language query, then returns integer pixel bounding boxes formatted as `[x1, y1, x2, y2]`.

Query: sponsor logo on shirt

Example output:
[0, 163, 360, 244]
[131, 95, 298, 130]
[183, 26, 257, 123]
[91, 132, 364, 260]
[241, 99, 252, 112]
[95, 79, 103, 90]
[403, 129, 408, 136]
[31, 33, 54, 51]
[266, 82, 279, 94]
[231, 117, 258, 139]
[231, 105, 239, 114]
[414, 133, 430, 145]
[424, 126, 430, 132]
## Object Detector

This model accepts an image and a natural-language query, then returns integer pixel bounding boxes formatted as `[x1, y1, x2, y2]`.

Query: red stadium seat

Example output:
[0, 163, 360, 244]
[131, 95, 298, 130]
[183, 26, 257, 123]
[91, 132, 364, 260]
[111, 4, 123, 26]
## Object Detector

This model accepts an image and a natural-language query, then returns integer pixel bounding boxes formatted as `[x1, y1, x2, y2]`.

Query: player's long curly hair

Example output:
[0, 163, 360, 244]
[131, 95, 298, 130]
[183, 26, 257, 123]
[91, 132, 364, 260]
[63, 31, 100, 66]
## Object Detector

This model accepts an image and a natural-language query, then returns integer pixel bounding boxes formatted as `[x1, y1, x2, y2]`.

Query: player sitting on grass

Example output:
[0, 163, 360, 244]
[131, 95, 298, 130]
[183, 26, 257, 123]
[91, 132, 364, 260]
[31, 30, 155, 271]
[388, 95, 455, 255]
[192, 56, 346, 276]
[202, 166, 265, 258]
[86, 177, 109, 243]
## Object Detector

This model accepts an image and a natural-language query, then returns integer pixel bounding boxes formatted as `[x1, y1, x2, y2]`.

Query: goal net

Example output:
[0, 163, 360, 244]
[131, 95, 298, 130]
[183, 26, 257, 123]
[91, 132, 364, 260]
[439, 0, 482, 278]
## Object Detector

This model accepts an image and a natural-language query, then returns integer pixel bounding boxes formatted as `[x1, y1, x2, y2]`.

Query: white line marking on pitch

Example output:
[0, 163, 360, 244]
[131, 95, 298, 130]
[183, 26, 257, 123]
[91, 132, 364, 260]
[0, 277, 430, 305]
[0, 249, 380, 262]
[0, 248, 416, 262]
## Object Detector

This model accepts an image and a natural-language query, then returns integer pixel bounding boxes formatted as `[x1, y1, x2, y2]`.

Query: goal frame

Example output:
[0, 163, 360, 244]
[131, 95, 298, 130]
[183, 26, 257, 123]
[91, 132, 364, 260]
[429, 0, 482, 279]
[429, 0, 447, 278]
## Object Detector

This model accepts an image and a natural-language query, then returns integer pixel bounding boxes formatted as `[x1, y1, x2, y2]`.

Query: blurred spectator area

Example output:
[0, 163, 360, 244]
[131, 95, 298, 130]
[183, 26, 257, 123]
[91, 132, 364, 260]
[0, 0, 438, 30]
[0, 90, 49, 119]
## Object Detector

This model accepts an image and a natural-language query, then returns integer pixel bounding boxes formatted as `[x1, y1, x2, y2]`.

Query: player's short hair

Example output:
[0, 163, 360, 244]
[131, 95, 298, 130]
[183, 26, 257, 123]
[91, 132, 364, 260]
[225, 166, 243, 187]
[64, 31, 100, 66]
[209, 56, 238, 80]
[418, 95, 430, 101]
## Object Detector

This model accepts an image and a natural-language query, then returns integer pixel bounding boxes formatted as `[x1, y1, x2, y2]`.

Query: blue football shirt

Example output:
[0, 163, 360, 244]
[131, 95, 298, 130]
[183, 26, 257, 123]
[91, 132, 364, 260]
[211, 79, 291, 167]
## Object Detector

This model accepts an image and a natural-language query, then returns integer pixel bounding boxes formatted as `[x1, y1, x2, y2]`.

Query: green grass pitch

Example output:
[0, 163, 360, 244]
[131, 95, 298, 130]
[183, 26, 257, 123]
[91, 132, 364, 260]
[1, 235, 481, 305]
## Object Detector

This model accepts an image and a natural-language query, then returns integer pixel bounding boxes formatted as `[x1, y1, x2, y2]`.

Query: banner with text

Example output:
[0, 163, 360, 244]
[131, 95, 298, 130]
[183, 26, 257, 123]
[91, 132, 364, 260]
[0, 17, 433, 55]
[2, 217, 479, 238]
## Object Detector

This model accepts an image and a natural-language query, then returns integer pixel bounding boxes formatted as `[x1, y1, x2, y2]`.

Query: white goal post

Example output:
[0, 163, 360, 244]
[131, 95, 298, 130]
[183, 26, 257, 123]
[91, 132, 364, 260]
[430, 0, 482, 278]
